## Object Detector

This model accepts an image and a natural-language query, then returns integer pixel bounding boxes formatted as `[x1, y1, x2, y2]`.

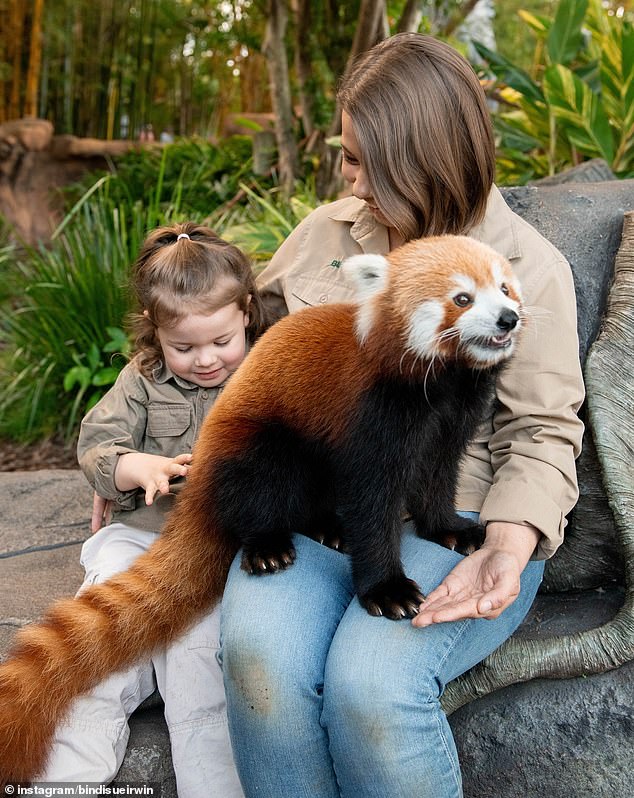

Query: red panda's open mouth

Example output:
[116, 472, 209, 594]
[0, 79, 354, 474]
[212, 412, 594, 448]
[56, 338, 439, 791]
[486, 332, 513, 349]
[469, 332, 514, 351]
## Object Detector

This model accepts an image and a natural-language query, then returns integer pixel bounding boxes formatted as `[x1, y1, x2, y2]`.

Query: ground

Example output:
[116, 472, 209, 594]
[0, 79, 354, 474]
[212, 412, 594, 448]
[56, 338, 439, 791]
[0, 437, 78, 471]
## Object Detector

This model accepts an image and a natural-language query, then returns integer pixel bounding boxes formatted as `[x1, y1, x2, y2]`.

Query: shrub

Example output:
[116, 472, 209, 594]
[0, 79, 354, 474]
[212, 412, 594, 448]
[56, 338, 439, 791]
[0, 181, 191, 442]
[0, 162, 322, 442]
[477, 0, 634, 184]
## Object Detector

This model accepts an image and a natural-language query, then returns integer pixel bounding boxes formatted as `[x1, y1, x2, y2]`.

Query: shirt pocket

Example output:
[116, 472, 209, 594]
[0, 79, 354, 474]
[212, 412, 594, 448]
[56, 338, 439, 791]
[289, 268, 356, 309]
[146, 403, 192, 438]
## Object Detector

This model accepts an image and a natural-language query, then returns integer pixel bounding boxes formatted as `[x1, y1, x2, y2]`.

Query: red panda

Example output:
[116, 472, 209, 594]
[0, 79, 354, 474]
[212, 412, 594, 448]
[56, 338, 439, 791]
[0, 235, 522, 785]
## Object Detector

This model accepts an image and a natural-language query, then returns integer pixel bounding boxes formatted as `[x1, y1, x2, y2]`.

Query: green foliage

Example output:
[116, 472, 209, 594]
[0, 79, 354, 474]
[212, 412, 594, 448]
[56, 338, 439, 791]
[478, 0, 634, 184]
[218, 181, 317, 267]
[0, 179, 187, 443]
[63, 328, 132, 442]
[66, 137, 257, 219]
[0, 142, 321, 442]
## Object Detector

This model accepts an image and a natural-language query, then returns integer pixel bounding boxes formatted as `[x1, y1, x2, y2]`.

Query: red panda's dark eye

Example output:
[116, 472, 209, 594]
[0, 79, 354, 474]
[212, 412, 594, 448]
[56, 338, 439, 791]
[500, 283, 510, 296]
[453, 293, 472, 308]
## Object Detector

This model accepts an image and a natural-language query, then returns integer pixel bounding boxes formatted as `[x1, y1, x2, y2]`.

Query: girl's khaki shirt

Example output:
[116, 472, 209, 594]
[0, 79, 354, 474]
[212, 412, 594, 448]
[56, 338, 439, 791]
[255, 187, 585, 560]
[77, 357, 221, 531]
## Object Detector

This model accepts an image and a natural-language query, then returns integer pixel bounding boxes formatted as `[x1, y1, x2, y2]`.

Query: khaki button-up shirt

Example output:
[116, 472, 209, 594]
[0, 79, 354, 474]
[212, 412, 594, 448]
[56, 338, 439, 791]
[256, 187, 585, 559]
[77, 356, 221, 531]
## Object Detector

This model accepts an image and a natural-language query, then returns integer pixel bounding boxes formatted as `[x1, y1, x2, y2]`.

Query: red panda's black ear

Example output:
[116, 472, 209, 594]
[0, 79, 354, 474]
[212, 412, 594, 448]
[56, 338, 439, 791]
[343, 254, 390, 304]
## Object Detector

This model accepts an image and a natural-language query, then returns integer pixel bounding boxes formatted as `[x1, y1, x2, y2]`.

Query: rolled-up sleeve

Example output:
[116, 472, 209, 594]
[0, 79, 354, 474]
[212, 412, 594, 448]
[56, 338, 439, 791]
[478, 255, 585, 559]
[77, 364, 148, 510]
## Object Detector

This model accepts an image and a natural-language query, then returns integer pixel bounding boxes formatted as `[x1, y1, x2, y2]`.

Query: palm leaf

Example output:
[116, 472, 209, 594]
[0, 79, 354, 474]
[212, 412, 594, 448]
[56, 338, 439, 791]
[543, 64, 615, 163]
[472, 41, 544, 106]
[546, 0, 588, 65]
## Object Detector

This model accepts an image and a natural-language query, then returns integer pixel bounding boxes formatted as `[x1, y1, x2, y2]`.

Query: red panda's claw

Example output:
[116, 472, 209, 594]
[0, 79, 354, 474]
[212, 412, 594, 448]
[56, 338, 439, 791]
[240, 543, 297, 575]
[359, 577, 425, 620]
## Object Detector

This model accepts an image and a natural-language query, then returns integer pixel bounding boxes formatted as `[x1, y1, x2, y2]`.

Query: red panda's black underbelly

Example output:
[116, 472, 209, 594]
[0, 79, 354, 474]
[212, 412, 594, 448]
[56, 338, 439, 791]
[209, 363, 499, 614]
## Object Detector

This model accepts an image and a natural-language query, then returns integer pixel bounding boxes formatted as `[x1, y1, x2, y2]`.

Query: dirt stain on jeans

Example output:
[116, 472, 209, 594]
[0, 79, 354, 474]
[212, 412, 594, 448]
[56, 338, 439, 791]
[225, 651, 275, 716]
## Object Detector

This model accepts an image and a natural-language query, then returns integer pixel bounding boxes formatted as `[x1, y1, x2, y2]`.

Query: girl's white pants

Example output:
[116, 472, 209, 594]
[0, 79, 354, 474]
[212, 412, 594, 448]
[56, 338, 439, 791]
[39, 523, 244, 798]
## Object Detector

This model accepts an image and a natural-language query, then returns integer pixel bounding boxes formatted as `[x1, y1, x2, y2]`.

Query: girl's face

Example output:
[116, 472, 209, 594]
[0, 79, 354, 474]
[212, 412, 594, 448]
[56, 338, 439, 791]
[156, 301, 249, 388]
[340, 111, 391, 228]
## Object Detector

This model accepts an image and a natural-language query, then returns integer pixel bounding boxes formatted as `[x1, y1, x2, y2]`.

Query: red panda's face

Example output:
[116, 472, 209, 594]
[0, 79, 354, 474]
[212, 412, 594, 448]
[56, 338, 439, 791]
[345, 236, 523, 372]
[404, 252, 522, 368]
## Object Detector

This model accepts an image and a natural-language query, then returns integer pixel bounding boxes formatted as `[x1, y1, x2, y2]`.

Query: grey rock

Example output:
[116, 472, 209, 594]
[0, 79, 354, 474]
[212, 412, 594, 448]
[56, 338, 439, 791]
[0, 469, 92, 556]
[500, 181, 634, 595]
[453, 586, 634, 798]
[453, 660, 634, 798]
[112, 708, 176, 797]
[531, 158, 617, 186]
[500, 180, 634, 361]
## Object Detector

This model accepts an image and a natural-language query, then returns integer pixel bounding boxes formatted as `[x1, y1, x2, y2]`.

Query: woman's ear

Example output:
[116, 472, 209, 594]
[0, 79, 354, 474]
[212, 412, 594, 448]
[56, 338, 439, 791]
[244, 295, 252, 326]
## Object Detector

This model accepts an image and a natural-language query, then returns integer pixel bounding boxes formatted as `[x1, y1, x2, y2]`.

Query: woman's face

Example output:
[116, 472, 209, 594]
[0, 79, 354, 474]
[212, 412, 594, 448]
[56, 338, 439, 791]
[340, 112, 392, 228]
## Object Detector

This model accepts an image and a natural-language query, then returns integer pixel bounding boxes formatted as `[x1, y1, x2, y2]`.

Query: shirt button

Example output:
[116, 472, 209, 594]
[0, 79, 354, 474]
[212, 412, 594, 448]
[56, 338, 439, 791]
[202, 392, 208, 400]
[319, 294, 328, 304]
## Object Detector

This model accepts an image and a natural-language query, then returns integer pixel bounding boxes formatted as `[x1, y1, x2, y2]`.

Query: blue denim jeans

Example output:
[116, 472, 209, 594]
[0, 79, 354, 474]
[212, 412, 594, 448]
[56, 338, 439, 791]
[220, 520, 544, 798]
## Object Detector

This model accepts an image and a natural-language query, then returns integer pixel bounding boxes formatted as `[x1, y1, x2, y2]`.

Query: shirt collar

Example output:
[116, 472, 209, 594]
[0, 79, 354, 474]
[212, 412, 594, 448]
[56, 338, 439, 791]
[151, 360, 200, 390]
[328, 196, 390, 254]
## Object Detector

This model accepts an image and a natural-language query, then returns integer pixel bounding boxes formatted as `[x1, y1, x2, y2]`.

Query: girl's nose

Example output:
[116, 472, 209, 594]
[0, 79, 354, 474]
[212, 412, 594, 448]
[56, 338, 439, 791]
[196, 349, 217, 367]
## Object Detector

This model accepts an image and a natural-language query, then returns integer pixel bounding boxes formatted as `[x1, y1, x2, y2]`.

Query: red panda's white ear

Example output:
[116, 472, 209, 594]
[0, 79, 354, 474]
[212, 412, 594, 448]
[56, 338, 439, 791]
[343, 254, 390, 304]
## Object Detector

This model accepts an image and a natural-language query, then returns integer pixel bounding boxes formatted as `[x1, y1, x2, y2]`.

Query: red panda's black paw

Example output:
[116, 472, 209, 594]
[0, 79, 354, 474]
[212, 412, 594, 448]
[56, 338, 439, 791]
[310, 529, 349, 553]
[359, 577, 425, 620]
[241, 543, 297, 575]
[441, 522, 486, 555]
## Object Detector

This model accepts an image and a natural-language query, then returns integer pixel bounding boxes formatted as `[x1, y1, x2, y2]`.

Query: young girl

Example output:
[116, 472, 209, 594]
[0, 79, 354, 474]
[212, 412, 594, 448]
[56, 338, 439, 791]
[220, 34, 585, 798]
[40, 222, 266, 797]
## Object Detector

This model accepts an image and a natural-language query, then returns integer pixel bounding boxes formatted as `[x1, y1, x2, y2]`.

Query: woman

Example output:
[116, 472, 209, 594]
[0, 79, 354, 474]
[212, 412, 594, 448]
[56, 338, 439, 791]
[220, 33, 584, 797]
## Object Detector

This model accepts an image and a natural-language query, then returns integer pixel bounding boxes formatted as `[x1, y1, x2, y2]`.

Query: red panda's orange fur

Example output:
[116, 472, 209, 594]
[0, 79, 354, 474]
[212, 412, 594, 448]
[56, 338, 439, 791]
[0, 236, 521, 785]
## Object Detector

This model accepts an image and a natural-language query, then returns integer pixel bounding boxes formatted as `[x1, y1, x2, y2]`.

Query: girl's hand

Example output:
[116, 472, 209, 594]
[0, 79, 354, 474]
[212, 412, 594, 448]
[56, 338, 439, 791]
[114, 452, 193, 506]
[412, 522, 540, 627]
[91, 492, 112, 533]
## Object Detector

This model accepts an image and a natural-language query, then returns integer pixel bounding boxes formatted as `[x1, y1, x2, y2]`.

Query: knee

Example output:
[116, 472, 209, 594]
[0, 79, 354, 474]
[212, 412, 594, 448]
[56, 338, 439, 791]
[323, 640, 438, 734]
[324, 647, 395, 730]
[221, 605, 315, 723]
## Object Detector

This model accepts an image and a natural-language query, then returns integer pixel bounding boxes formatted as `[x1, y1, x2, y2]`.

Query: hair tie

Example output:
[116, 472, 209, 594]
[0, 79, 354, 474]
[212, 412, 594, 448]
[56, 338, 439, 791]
[177, 233, 191, 241]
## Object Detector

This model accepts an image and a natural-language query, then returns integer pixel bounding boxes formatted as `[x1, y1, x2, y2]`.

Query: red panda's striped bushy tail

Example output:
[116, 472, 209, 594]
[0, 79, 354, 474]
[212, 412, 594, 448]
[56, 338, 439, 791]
[0, 492, 237, 786]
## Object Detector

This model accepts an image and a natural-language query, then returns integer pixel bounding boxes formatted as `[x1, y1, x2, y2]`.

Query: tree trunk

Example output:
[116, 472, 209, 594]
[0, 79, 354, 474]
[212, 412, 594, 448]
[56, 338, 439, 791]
[9, 0, 25, 120]
[0, 1, 7, 122]
[294, 0, 315, 138]
[397, 0, 423, 33]
[62, 5, 74, 133]
[440, 0, 481, 38]
[328, 0, 387, 136]
[105, 0, 119, 139]
[25, 0, 44, 118]
[262, 0, 299, 195]
[316, 0, 388, 198]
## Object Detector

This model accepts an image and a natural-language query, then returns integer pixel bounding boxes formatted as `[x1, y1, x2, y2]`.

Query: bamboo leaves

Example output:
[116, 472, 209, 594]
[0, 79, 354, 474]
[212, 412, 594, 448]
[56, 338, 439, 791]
[600, 21, 634, 173]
